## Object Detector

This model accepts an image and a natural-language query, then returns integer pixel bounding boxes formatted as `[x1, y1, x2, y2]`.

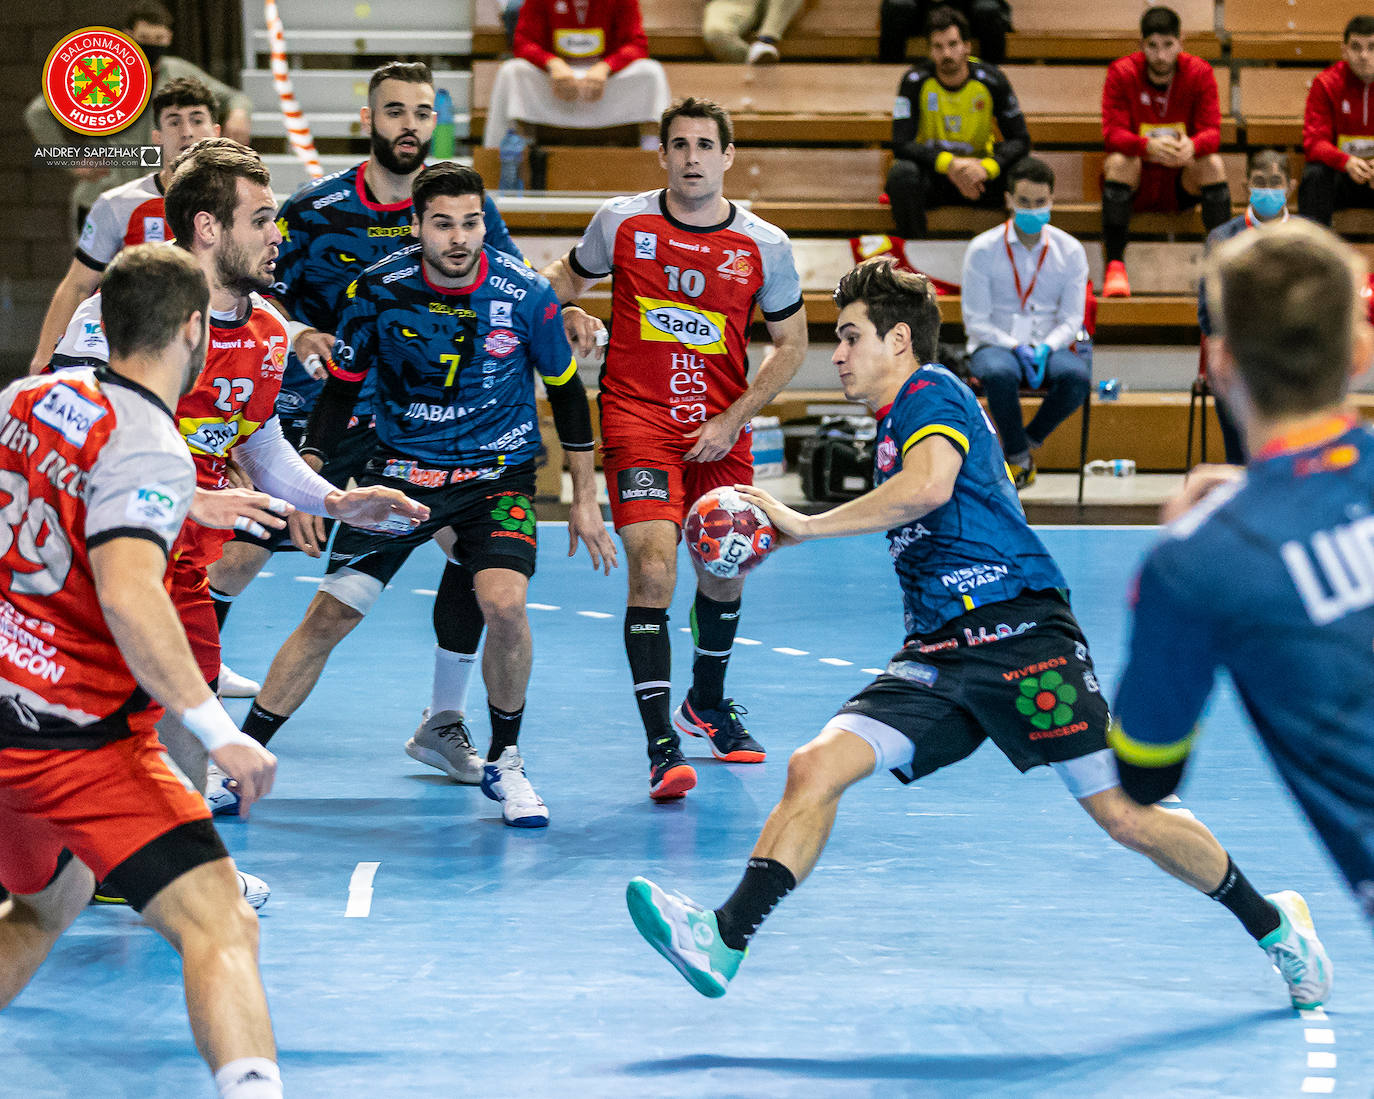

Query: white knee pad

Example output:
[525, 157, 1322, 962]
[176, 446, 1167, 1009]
[1051, 748, 1120, 800]
[318, 567, 384, 616]
[821, 713, 913, 774]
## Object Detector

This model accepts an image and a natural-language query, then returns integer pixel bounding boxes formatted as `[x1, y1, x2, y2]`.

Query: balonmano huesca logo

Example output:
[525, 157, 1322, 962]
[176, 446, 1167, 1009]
[42, 27, 152, 137]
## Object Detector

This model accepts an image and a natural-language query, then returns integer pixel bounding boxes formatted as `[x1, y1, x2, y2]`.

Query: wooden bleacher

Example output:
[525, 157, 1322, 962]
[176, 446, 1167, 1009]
[1237, 67, 1319, 146]
[1226, 0, 1351, 61]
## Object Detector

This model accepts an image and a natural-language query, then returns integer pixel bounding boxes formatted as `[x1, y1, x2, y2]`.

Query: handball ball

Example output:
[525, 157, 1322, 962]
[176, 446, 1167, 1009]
[684, 487, 776, 579]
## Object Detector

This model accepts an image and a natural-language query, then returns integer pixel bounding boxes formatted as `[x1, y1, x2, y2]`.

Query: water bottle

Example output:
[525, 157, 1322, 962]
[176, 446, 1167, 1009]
[431, 87, 455, 159]
[498, 128, 527, 192]
[1096, 378, 1121, 401]
[1084, 458, 1136, 476]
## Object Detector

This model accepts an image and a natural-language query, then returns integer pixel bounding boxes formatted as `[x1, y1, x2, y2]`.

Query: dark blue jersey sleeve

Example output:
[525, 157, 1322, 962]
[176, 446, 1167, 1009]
[329, 275, 379, 387]
[888, 370, 979, 467]
[271, 197, 309, 318]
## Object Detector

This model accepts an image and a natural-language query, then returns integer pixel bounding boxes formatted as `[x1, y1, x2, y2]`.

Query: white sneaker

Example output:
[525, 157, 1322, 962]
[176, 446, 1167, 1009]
[480, 746, 548, 828]
[218, 663, 261, 698]
[746, 38, 780, 64]
[406, 707, 483, 784]
[237, 870, 270, 911]
[205, 762, 241, 817]
[1261, 890, 1333, 1009]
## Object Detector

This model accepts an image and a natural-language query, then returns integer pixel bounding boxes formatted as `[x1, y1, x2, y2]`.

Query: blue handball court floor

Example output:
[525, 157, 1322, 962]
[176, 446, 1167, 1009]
[3, 526, 1371, 1098]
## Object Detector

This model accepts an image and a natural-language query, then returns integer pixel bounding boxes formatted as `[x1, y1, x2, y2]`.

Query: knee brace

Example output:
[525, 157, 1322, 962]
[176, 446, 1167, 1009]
[1101, 181, 1134, 230]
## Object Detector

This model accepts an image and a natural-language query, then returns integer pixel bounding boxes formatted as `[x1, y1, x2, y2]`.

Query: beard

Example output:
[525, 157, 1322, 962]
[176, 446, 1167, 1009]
[370, 126, 432, 175]
[215, 235, 273, 297]
[425, 245, 481, 281]
[180, 326, 209, 397]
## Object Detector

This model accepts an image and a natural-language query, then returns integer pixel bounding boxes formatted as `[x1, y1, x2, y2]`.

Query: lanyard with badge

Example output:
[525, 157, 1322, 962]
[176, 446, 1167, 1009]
[1004, 219, 1049, 344]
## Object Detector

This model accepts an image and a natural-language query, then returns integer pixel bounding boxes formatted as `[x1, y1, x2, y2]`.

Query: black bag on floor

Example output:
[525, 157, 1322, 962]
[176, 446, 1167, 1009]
[798, 417, 875, 502]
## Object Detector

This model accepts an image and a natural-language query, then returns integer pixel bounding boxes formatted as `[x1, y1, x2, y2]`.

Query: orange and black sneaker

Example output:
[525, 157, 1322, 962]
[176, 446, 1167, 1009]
[649, 735, 697, 801]
[673, 697, 766, 763]
[1102, 259, 1131, 298]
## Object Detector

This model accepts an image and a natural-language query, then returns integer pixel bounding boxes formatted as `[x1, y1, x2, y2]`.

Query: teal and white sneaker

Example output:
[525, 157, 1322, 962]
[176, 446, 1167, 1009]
[626, 876, 744, 998]
[1260, 890, 1333, 1009]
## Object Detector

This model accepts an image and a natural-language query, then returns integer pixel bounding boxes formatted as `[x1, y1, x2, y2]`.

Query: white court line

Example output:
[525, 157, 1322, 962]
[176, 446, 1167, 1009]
[735, 637, 761, 645]
[1304, 1029, 1335, 1044]
[1299, 1008, 1329, 1021]
[774, 646, 808, 656]
[819, 657, 853, 666]
[411, 588, 438, 596]
[862, 667, 885, 675]
[294, 575, 319, 583]
[527, 603, 560, 611]
[1307, 1052, 1337, 1069]
[577, 610, 613, 619]
[345, 861, 380, 918]
[258, 571, 275, 578]
[1300, 1078, 1335, 1094]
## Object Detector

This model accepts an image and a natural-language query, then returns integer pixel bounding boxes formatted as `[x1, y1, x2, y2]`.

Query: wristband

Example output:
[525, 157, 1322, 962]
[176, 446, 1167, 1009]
[286, 320, 315, 345]
[181, 697, 259, 752]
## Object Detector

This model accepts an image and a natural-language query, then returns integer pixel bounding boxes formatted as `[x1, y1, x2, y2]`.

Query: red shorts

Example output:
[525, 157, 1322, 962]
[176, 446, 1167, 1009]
[171, 558, 221, 685]
[0, 718, 211, 896]
[601, 419, 754, 530]
[1133, 163, 1195, 214]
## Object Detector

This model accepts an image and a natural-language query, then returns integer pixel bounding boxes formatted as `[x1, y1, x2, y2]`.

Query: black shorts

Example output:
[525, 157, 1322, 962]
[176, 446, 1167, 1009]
[838, 590, 1109, 782]
[325, 458, 539, 590]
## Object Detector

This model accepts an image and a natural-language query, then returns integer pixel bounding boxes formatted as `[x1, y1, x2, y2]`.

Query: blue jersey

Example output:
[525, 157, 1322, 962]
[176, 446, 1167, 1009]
[271, 162, 523, 425]
[1113, 416, 1374, 922]
[330, 243, 574, 467]
[876, 365, 1067, 637]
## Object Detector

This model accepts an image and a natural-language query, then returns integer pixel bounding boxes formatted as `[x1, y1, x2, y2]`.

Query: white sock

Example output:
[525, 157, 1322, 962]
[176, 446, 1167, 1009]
[214, 1057, 281, 1098]
[432, 644, 479, 715]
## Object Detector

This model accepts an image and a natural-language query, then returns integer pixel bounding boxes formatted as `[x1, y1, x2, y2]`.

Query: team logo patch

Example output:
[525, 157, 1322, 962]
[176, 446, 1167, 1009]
[885, 659, 938, 687]
[1014, 669, 1078, 731]
[490, 300, 513, 326]
[34, 383, 106, 447]
[636, 296, 728, 354]
[42, 27, 152, 137]
[616, 466, 669, 503]
[143, 215, 165, 242]
[634, 231, 657, 260]
[126, 482, 181, 530]
[875, 435, 897, 472]
[491, 493, 536, 540]
[893, 95, 912, 121]
[485, 328, 519, 357]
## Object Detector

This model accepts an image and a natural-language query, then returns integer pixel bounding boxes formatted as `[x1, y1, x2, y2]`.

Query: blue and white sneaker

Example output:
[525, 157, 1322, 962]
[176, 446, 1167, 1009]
[626, 876, 744, 998]
[480, 746, 549, 828]
[1260, 890, 1333, 1009]
[204, 762, 240, 817]
[237, 870, 270, 912]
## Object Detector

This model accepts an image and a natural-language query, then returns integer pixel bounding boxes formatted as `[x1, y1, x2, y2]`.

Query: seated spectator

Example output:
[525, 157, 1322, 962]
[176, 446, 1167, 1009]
[1100, 5, 1229, 297]
[879, 0, 1012, 64]
[703, 0, 805, 63]
[1298, 15, 1374, 227]
[25, 2, 253, 239]
[483, 0, 670, 150]
[885, 5, 1028, 239]
[1196, 149, 1295, 464]
[961, 155, 1090, 490]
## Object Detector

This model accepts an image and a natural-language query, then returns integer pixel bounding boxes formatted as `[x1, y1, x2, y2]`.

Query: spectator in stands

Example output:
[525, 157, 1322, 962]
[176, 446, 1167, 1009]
[1100, 5, 1229, 297]
[1298, 15, 1374, 227]
[483, 0, 671, 152]
[961, 155, 1090, 490]
[885, 6, 1028, 239]
[25, 2, 253, 239]
[1196, 148, 1295, 464]
[879, 0, 1012, 64]
[703, 0, 805, 64]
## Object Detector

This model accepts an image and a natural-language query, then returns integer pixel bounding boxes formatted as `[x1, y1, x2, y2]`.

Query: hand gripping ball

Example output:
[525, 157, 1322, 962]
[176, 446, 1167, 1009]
[684, 487, 776, 579]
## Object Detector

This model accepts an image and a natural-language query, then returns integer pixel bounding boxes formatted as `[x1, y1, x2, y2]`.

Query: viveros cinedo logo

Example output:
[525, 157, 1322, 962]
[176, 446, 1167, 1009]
[42, 27, 152, 137]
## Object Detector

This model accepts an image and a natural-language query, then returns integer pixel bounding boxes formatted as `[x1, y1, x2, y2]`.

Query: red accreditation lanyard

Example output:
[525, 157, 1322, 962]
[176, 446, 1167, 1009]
[1004, 220, 1050, 311]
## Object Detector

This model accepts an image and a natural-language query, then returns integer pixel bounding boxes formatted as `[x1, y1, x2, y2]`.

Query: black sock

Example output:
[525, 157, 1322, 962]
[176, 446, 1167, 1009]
[689, 591, 741, 710]
[715, 857, 797, 951]
[1101, 181, 1133, 265]
[1199, 181, 1232, 232]
[241, 702, 288, 746]
[1208, 855, 1281, 941]
[487, 703, 524, 761]
[625, 606, 673, 743]
[209, 587, 234, 631]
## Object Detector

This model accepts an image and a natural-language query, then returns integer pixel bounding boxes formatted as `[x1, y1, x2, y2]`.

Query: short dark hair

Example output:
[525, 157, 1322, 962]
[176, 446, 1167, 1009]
[368, 61, 434, 105]
[164, 139, 271, 248]
[123, 2, 172, 30]
[660, 97, 734, 150]
[927, 5, 971, 41]
[412, 162, 485, 220]
[834, 258, 942, 364]
[1141, 6, 1181, 39]
[1247, 147, 1290, 178]
[101, 243, 208, 359]
[1206, 220, 1364, 417]
[151, 77, 218, 128]
[1345, 15, 1374, 41]
[1008, 155, 1055, 192]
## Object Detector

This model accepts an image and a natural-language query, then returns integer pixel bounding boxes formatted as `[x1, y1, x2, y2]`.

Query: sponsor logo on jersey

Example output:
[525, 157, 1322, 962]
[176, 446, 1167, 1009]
[875, 435, 897, 472]
[481, 420, 536, 451]
[78, 219, 97, 248]
[312, 189, 349, 210]
[1282, 513, 1374, 625]
[180, 415, 253, 457]
[142, 215, 165, 242]
[42, 27, 152, 137]
[368, 225, 412, 237]
[939, 562, 1010, 595]
[126, 481, 181, 530]
[485, 329, 519, 357]
[383, 264, 419, 284]
[894, 94, 912, 121]
[488, 276, 527, 301]
[636, 297, 728, 354]
[885, 659, 937, 687]
[634, 231, 657, 260]
[491, 300, 513, 326]
[553, 27, 604, 57]
[428, 302, 476, 318]
[262, 334, 287, 376]
[33, 384, 106, 447]
[616, 466, 669, 503]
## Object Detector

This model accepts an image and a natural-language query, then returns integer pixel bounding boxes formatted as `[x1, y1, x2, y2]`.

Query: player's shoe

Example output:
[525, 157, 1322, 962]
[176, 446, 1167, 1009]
[747, 38, 780, 64]
[481, 746, 549, 827]
[1260, 891, 1333, 1009]
[648, 735, 697, 800]
[1102, 259, 1131, 297]
[205, 762, 241, 817]
[674, 697, 765, 763]
[406, 707, 483, 784]
[92, 870, 270, 910]
[217, 663, 261, 698]
[1009, 456, 1037, 491]
[626, 876, 744, 998]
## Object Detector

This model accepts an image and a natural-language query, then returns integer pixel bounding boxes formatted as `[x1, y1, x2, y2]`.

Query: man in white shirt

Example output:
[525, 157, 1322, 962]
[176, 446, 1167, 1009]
[961, 155, 1091, 489]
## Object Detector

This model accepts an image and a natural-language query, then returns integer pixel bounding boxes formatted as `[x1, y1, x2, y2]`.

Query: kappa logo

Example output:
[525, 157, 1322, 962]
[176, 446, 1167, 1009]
[636, 296, 728, 354]
[33, 384, 106, 447]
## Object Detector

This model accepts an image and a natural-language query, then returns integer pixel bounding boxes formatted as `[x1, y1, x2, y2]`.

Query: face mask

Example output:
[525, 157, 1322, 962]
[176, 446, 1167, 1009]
[140, 43, 168, 69]
[1012, 206, 1051, 235]
[1249, 187, 1287, 220]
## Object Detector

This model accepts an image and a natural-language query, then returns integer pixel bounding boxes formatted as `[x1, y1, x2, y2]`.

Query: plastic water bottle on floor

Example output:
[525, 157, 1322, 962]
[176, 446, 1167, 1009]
[1084, 458, 1136, 476]
[432, 88, 455, 159]
[498, 129, 527, 192]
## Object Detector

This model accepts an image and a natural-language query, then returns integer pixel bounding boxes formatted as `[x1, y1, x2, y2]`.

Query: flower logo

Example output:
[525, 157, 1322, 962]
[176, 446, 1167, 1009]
[1015, 670, 1076, 730]
[492, 494, 535, 536]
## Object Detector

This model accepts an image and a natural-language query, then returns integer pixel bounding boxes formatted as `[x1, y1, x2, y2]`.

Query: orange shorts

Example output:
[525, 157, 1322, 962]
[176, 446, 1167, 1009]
[601, 426, 755, 531]
[0, 719, 214, 899]
[171, 559, 221, 685]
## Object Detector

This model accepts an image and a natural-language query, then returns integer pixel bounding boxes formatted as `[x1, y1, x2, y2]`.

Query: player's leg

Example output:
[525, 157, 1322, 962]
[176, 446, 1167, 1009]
[0, 851, 95, 1006]
[1298, 162, 1341, 226]
[885, 157, 933, 239]
[1021, 347, 1092, 454]
[207, 539, 275, 698]
[702, 0, 757, 62]
[1180, 153, 1232, 234]
[1101, 153, 1141, 295]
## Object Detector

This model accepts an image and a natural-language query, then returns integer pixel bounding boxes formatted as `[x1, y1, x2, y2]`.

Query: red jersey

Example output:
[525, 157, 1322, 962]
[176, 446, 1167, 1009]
[74, 173, 167, 273]
[513, 0, 649, 73]
[1303, 61, 1374, 172]
[0, 368, 195, 749]
[1102, 50, 1221, 159]
[569, 189, 802, 437]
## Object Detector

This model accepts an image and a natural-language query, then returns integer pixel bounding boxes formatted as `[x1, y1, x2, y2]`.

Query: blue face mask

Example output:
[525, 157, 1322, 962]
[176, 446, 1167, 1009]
[1249, 187, 1288, 220]
[1012, 206, 1051, 235]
